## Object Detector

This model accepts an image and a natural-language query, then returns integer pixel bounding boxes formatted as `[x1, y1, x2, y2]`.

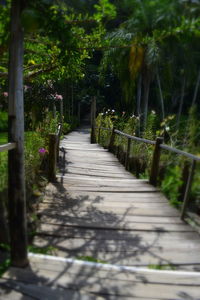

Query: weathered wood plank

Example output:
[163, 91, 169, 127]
[38, 222, 195, 232]
[0, 143, 16, 153]
[2, 255, 200, 299]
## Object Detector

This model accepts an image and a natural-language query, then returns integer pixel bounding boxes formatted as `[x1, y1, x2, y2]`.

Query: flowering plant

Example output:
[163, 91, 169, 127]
[38, 148, 48, 155]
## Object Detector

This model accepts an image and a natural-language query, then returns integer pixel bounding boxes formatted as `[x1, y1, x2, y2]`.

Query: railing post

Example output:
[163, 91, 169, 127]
[108, 127, 116, 152]
[8, 0, 28, 267]
[149, 137, 163, 186]
[91, 97, 96, 144]
[60, 99, 63, 128]
[78, 102, 81, 125]
[98, 127, 101, 144]
[125, 138, 131, 170]
[48, 134, 57, 182]
[181, 160, 196, 220]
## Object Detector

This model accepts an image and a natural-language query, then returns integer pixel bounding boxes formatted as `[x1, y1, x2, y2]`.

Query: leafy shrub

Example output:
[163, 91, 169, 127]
[161, 165, 183, 207]
[0, 112, 8, 132]
[62, 122, 71, 134]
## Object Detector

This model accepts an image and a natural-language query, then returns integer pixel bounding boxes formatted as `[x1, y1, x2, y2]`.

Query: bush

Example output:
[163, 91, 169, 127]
[161, 165, 183, 208]
[0, 112, 8, 132]
[62, 122, 71, 134]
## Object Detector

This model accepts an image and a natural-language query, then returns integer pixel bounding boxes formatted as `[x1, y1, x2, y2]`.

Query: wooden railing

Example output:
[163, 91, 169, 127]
[94, 126, 200, 220]
[0, 142, 17, 153]
[48, 123, 62, 182]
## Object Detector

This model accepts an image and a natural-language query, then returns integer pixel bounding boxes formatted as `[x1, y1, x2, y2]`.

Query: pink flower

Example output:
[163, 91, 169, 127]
[39, 148, 47, 154]
[55, 94, 63, 100]
[24, 85, 30, 92]
[3, 92, 8, 97]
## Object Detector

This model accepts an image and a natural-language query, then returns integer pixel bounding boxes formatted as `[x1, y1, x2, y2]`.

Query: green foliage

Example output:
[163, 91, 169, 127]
[76, 256, 107, 264]
[25, 131, 46, 192]
[148, 263, 176, 270]
[62, 122, 71, 134]
[94, 0, 117, 22]
[143, 111, 158, 140]
[28, 245, 56, 255]
[186, 105, 200, 153]
[0, 259, 10, 277]
[0, 112, 8, 132]
[0, 151, 7, 193]
[161, 165, 183, 207]
[0, 243, 10, 252]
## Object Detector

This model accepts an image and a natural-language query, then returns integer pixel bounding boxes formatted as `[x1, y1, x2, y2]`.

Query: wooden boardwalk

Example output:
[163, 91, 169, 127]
[1, 126, 200, 299]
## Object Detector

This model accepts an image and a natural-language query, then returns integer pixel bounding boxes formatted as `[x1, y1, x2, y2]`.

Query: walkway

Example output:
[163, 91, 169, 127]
[1, 127, 200, 299]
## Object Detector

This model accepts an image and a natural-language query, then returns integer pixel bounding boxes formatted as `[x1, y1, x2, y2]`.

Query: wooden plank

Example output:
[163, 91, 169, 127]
[0, 278, 94, 300]
[0, 279, 33, 300]
[38, 221, 195, 232]
[38, 205, 180, 217]
[2, 256, 200, 299]
[40, 214, 184, 224]
[37, 223, 196, 237]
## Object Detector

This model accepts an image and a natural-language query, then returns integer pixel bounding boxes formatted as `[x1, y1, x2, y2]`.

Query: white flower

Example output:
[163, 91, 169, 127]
[112, 109, 115, 113]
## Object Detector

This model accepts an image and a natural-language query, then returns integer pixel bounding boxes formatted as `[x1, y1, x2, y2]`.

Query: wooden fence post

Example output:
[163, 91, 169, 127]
[149, 137, 163, 186]
[108, 127, 116, 152]
[78, 102, 81, 125]
[48, 134, 57, 182]
[60, 99, 63, 128]
[181, 160, 196, 220]
[8, 0, 28, 267]
[91, 98, 96, 144]
[125, 138, 131, 170]
[98, 127, 101, 144]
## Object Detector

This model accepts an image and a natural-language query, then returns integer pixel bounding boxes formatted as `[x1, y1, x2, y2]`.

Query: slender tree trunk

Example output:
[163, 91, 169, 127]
[192, 68, 200, 106]
[71, 82, 74, 118]
[142, 71, 151, 131]
[176, 75, 186, 130]
[156, 69, 165, 120]
[136, 73, 142, 116]
[8, 0, 28, 267]
[136, 73, 142, 136]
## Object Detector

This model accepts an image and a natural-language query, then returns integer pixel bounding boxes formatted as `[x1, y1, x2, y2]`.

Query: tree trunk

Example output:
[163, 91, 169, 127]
[192, 68, 200, 106]
[136, 73, 142, 117]
[71, 82, 74, 118]
[8, 0, 28, 267]
[136, 73, 142, 136]
[176, 75, 186, 130]
[156, 69, 165, 120]
[142, 71, 151, 131]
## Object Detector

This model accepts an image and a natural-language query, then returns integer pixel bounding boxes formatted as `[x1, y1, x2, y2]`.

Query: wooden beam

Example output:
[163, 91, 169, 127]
[149, 137, 163, 186]
[181, 160, 196, 220]
[8, 0, 28, 267]
[48, 134, 57, 182]
[0, 143, 16, 153]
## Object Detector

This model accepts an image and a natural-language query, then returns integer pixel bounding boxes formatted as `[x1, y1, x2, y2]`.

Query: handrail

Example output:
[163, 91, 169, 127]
[0, 142, 16, 153]
[160, 144, 200, 162]
[115, 129, 156, 145]
[56, 123, 62, 136]
[97, 126, 200, 162]
[48, 123, 62, 182]
[95, 125, 199, 219]
[97, 127, 112, 131]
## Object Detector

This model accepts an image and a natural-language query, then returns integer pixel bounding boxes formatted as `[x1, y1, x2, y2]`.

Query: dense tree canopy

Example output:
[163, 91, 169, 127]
[0, 0, 199, 126]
